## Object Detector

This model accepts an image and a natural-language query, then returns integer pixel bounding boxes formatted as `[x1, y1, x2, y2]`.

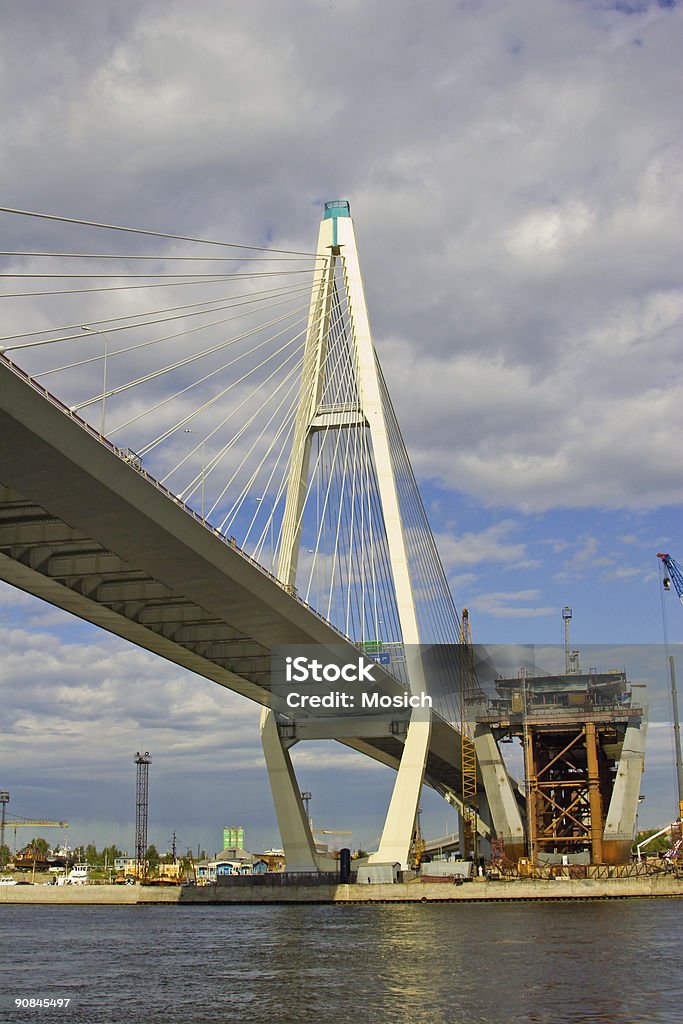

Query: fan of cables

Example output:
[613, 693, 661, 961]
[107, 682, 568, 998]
[0, 206, 464, 724]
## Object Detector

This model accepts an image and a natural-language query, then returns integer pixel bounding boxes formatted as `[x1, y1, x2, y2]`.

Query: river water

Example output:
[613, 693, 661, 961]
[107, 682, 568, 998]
[2, 901, 682, 1024]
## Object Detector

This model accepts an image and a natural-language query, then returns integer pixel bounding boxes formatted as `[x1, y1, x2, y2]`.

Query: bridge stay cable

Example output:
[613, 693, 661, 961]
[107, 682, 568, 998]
[0, 202, 472, 874]
[0, 284, 319, 345]
[10, 282, 316, 362]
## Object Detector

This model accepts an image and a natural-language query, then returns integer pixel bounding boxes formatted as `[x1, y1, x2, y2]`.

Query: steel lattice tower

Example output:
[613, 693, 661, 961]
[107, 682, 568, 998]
[134, 752, 151, 879]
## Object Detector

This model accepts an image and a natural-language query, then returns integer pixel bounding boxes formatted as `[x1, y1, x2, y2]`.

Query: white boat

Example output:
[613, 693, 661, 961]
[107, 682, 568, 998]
[56, 863, 90, 885]
[0, 876, 17, 885]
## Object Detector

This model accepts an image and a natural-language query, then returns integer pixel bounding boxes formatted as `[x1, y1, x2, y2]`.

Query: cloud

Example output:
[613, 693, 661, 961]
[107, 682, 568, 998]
[0, 601, 264, 812]
[602, 565, 645, 581]
[562, 535, 614, 571]
[468, 589, 555, 619]
[436, 520, 537, 569]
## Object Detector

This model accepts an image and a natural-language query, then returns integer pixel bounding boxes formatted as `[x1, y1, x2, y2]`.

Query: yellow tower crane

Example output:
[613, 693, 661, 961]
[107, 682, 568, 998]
[311, 825, 353, 858]
[8, 819, 69, 851]
[311, 827, 352, 837]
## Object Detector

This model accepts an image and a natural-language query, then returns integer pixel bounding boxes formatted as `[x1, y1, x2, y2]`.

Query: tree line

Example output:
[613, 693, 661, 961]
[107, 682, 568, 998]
[7, 837, 207, 868]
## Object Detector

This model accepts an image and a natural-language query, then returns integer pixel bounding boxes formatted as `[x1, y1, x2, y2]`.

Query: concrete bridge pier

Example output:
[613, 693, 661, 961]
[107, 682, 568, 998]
[260, 707, 338, 872]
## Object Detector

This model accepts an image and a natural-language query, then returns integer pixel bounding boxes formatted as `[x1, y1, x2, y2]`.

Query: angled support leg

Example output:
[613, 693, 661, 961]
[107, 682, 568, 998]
[369, 712, 432, 869]
[260, 706, 326, 872]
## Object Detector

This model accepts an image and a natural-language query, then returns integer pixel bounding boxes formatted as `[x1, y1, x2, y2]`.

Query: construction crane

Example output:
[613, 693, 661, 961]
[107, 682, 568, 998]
[300, 792, 352, 842]
[0, 796, 69, 851]
[658, 552, 683, 823]
[410, 808, 425, 870]
[311, 824, 352, 857]
[659, 553, 683, 604]
[8, 819, 70, 850]
[459, 608, 485, 860]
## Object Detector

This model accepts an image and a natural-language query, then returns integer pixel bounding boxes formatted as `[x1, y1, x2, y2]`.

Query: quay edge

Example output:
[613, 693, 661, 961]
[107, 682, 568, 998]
[2, 875, 683, 905]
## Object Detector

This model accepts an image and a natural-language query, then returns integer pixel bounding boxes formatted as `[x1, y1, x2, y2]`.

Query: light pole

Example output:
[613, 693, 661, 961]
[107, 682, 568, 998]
[81, 326, 111, 436]
[256, 495, 274, 571]
[184, 429, 206, 519]
[300, 791, 312, 828]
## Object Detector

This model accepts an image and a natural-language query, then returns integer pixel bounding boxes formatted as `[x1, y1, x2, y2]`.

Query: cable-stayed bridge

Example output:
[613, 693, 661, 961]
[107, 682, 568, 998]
[0, 202, 525, 870]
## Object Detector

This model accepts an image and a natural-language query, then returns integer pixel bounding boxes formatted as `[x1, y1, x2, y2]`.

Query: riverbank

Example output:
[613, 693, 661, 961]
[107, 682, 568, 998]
[2, 873, 682, 904]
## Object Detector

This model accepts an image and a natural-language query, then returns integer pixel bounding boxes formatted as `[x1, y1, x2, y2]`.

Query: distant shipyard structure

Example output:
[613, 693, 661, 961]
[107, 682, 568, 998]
[473, 615, 647, 866]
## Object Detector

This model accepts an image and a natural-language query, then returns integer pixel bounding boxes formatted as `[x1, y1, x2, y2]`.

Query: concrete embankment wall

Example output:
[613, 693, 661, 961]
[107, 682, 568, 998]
[0, 884, 147, 905]
[2, 875, 682, 904]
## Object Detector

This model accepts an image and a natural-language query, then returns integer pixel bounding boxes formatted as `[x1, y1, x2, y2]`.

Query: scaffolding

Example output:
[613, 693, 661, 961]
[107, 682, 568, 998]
[477, 670, 646, 866]
[525, 719, 607, 863]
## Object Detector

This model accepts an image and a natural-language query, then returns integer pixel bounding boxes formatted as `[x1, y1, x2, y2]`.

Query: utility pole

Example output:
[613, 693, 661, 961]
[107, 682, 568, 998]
[135, 752, 151, 881]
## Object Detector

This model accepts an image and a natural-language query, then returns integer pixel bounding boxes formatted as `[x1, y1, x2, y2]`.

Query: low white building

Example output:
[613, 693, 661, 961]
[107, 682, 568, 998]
[196, 847, 268, 881]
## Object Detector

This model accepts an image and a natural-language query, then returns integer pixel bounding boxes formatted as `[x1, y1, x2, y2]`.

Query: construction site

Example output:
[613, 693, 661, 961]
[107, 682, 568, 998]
[3, 553, 683, 899]
[452, 559, 683, 886]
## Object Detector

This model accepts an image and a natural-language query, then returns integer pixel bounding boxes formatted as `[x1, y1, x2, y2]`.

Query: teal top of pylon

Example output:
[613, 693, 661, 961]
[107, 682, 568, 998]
[323, 201, 351, 219]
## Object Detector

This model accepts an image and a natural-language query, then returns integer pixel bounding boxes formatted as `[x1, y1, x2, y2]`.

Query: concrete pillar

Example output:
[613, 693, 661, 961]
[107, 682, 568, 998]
[259, 707, 320, 872]
[603, 687, 648, 865]
[474, 725, 526, 860]
[368, 714, 432, 869]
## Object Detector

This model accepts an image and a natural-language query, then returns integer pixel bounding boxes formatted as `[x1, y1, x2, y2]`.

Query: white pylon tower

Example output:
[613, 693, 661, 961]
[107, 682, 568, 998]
[260, 201, 431, 871]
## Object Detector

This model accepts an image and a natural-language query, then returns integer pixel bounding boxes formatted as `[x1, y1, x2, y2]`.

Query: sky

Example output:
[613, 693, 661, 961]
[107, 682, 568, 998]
[1, 0, 682, 856]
